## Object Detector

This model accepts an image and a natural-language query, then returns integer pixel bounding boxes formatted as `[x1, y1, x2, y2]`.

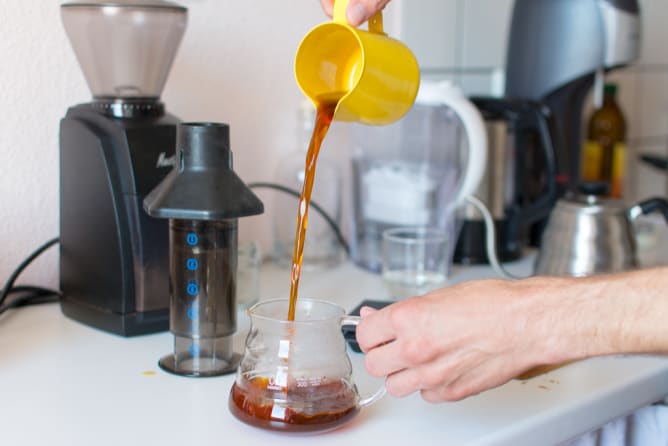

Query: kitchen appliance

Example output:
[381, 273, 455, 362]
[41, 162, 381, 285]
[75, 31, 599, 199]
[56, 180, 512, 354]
[454, 98, 558, 264]
[143, 123, 263, 377]
[350, 80, 487, 272]
[505, 0, 641, 190]
[59, 0, 187, 335]
[535, 182, 668, 277]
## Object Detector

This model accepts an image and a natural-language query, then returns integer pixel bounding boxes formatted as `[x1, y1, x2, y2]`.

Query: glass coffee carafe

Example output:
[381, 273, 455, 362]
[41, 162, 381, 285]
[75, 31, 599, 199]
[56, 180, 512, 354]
[229, 298, 385, 434]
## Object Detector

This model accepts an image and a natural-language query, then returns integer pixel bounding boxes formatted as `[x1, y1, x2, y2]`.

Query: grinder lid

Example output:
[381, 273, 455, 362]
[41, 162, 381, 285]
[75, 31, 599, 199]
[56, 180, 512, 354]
[143, 123, 265, 221]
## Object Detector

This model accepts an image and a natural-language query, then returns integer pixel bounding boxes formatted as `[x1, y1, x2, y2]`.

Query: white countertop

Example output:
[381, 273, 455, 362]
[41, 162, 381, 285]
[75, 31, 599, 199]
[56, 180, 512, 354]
[2, 256, 668, 446]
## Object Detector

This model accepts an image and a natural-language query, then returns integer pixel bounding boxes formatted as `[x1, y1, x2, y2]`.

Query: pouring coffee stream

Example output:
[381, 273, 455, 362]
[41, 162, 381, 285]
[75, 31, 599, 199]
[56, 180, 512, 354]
[287, 97, 341, 321]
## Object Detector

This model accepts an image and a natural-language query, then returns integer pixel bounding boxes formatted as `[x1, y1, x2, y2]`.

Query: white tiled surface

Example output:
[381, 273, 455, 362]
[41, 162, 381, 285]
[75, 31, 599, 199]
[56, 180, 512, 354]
[459, 0, 514, 69]
[400, 0, 457, 69]
[638, 0, 668, 65]
[634, 70, 668, 139]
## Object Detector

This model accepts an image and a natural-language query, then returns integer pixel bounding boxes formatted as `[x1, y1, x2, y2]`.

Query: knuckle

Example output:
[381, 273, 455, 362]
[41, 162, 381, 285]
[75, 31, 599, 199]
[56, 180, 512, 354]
[420, 389, 442, 404]
[388, 298, 425, 333]
[385, 373, 418, 398]
[441, 384, 468, 402]
[421, 384, 467, 403]
[384, 376, 402, 397]
[364, 353, 384, 378]
[399, 337, 429, 364]
[421, 368, 447, 389]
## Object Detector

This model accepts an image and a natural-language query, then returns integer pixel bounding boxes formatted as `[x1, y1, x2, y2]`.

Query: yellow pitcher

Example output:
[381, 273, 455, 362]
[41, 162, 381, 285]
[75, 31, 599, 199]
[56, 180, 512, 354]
[294, 0, 420, 125]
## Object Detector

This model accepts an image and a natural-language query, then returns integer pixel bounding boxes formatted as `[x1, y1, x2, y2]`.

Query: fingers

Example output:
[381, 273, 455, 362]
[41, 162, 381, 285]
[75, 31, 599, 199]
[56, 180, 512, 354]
[347, 0, 392, 26]
[355, 303, 398, 352]
[419, 355, 528, 403]
[359, 306, 377, 318]
[319, 0, 333, 17]
[380, 346, 476, 398]
[320, 0, 392, 27]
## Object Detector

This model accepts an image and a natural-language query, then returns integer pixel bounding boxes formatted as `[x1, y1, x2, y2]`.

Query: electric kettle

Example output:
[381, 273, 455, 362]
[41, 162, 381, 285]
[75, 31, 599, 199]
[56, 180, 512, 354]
[350, 80, 488, 272]
[535, 183, 668, 277]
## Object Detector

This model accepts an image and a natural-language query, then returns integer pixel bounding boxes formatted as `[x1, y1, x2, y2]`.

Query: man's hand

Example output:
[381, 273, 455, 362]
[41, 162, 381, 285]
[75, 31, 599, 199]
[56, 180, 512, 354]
[355, 275, 615, 402]
[319, 0, 392, 27]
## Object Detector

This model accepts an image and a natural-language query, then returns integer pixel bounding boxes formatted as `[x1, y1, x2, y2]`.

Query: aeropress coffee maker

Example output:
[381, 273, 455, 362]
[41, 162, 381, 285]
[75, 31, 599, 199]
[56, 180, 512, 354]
[59, 0, 188, 335]
[144, 123, 264, 377]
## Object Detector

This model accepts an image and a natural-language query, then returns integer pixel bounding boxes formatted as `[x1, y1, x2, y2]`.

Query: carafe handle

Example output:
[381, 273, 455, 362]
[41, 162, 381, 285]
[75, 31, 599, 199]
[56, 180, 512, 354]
[341, 316, 387, 407]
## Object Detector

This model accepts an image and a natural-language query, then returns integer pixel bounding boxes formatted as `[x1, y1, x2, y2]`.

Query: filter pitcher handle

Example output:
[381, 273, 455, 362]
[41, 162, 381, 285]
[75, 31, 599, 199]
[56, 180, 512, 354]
[341, 315, 387, 407]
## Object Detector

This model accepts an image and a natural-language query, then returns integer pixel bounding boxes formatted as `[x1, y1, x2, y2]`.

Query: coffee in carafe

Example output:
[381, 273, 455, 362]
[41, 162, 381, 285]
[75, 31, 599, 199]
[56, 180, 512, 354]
[229, 375, 359, 433]
[228, 299, 384, 434]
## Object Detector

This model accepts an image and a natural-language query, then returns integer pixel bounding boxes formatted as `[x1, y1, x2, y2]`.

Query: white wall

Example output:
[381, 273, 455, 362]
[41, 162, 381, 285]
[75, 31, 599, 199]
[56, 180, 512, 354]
[0, 0, 404, 290]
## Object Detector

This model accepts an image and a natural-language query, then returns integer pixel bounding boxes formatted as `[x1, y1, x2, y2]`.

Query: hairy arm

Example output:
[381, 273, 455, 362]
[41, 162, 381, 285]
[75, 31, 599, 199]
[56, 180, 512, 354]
[355, 267, 668, 402]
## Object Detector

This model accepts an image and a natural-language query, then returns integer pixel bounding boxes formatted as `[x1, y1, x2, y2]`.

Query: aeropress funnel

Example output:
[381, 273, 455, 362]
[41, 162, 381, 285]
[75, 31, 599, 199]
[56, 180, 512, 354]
[144, 123, 264, 377]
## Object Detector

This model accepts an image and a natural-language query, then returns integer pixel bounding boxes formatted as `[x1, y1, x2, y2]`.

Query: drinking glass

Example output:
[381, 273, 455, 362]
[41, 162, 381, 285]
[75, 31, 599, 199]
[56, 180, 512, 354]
[382, 226, 449, 299]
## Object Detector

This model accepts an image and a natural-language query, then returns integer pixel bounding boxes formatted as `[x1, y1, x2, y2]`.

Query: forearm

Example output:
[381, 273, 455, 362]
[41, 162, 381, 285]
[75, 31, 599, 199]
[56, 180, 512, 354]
[533, 267, 668, 364]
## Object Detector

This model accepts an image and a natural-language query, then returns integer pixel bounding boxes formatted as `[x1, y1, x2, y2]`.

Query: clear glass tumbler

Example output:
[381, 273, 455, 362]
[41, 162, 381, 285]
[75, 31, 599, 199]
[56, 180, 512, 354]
[382, 226, 449, 300]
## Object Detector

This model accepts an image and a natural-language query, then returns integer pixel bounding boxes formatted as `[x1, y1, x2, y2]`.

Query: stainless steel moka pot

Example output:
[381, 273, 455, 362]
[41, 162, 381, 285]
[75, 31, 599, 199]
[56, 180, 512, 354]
[535, 183, 668, 277]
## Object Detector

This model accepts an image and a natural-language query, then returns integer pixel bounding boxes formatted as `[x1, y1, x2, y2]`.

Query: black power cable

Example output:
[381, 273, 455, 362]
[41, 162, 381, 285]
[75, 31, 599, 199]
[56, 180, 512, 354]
[0, 238, 61, 316]
[248, 182, 350, 256]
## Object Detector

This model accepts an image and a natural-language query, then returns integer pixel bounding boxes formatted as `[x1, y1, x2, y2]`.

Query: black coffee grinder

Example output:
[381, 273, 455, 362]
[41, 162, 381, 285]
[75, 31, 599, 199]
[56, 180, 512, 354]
[59, 1, 187, 335]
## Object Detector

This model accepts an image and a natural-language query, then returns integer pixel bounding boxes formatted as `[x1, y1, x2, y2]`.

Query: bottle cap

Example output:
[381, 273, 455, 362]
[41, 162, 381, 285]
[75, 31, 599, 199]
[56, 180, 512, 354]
[604, 83, 618, 95]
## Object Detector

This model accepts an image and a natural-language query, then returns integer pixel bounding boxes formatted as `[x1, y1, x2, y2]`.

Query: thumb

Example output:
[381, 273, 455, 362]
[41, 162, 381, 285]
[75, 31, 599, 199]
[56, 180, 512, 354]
[320, 0, 334, 17]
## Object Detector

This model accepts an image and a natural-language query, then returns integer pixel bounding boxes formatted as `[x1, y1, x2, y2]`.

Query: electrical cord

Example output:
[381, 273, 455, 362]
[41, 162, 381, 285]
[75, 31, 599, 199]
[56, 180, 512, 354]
[248, 182, 351, 256]
[464, 196, 527, 281]
[0, 237, 61, 316]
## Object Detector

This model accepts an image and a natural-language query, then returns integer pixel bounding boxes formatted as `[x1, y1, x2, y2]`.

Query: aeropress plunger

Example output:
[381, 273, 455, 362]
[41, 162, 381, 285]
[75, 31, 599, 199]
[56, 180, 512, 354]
[144, 123, 264, 377]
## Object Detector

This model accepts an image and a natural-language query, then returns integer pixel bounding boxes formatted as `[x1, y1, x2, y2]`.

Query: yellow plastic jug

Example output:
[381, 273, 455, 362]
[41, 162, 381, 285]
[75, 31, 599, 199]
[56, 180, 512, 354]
[294, 0, 420, 125]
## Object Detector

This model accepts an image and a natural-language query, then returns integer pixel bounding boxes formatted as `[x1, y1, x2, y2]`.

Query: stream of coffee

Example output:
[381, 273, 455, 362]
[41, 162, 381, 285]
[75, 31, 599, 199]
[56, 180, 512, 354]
[228, 94, 352, 432]
[286, 93, 343, 321]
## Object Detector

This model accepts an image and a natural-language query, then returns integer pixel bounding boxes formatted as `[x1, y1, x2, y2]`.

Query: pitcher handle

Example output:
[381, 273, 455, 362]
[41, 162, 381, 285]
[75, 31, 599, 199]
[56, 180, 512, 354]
[333, 0, 385, 34]
[416, 81, 488, 210]
[341, 315, 387, 407]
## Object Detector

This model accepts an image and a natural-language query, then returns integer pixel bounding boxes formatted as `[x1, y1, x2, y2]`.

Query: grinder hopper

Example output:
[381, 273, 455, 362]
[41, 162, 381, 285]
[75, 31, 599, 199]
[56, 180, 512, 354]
[61, 0, 187, 99]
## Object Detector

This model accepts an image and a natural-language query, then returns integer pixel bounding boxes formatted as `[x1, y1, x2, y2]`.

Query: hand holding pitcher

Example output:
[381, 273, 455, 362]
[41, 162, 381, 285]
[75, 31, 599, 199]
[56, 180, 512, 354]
[296, 0, 420, 125]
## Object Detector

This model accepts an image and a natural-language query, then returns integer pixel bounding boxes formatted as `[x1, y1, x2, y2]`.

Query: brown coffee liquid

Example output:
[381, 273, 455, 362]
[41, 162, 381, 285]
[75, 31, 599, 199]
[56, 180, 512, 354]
[229, 376, 359, 433]
[287, 93, 344, 321]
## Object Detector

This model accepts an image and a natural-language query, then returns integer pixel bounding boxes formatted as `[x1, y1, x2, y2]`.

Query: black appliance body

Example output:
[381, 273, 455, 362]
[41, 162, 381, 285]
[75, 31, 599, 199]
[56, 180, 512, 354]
[454, 98, 558, 264]
[505, 0, 641, 191]
[59, 100, 178, 335]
